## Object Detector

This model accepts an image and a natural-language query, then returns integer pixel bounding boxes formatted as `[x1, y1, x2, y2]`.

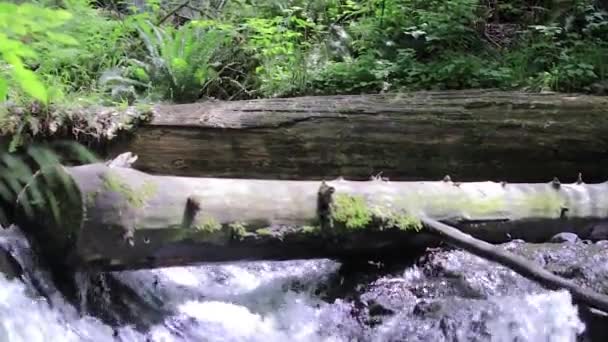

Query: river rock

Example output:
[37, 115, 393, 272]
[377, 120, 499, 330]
[0, 245, 22, 280]
[549, 232, 581, 244]
[588, 222, 608, 241]
[338, 241, 608, 341]
[590, 80, 608, 95]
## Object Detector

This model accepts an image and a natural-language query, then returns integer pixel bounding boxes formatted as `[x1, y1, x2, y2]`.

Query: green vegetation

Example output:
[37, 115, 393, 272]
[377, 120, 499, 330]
[0, 142, 97, 226]
[1, 0, 606, 114]
[302, 225, 321, 235]
[330, 193, 423, 232]
[331, 193, 373, 230]
[255, 227, 273, 236]
[229, 222, 248, 240]
[381, 212, 423, 232]
[193, 215, 222, 233]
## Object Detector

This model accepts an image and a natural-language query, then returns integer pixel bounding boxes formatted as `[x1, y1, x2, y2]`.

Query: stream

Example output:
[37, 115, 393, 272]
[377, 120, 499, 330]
[0, 225, 606, 342]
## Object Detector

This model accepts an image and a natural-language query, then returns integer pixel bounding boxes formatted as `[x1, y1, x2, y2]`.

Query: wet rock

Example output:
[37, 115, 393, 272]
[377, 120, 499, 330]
[416, 247, 542, 298]
[79, 271, 169, 331]
[342, 241, 607, 341]
[412, 300, 444, 318]
[0, 227, 22, 280]
[506, 242, 608, 294]
[360, 278, 417, 313]
[0, 246, 22, 280]
[550, 232, 581, 244]
[588, 222, 608, 241]
[374, 297, 497, 342]
[368, 302, 394, 317]
[590, 81, 608, 96]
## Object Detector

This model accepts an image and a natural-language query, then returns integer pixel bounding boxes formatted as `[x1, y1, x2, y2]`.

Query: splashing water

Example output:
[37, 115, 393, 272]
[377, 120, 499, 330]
[487, 291, 585, 342]
[0, 227, 592, 342]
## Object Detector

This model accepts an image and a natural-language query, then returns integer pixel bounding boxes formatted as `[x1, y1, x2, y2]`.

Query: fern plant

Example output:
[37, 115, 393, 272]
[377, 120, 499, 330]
[0, 142, 98, 227]
[130, 19, 232, 103]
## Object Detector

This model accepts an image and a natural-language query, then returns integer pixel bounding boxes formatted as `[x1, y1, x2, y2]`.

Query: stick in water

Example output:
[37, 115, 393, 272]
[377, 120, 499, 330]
[421, 217, 608, 313]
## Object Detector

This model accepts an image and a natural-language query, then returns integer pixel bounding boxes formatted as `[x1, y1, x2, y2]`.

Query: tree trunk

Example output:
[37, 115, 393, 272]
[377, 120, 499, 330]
[14, 158, 608, 271]
[108, 90, 608, 182]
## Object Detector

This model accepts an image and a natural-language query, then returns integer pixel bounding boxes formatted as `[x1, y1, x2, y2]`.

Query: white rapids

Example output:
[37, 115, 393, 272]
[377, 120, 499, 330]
[0, 227, 587, 342]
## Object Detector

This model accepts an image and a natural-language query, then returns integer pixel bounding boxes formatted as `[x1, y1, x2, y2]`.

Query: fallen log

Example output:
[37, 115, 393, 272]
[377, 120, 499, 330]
[422, 217, 608, 313]
[108, 90, 608, 182]
[13, 155, 608, 270]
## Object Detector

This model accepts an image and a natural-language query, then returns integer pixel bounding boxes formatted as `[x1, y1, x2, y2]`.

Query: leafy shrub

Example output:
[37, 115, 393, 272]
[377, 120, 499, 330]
[242, 15, 316, 97]
[3, 0, 608, 107]
[312, 53, 385, 94]
[128, 19, 233, 103]
[0, 2, 77, 103]
[30, 0, 131, 97]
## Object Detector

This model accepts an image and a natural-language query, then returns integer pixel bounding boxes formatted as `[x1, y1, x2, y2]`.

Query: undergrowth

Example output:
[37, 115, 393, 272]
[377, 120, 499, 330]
[0, 0, 607, 146]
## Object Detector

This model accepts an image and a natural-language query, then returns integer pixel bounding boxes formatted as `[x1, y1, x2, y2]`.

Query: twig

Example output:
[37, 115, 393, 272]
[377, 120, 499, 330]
[421, 217, 608, 313]
[484, 29, 502, 49]
[157, 0, 191, 26]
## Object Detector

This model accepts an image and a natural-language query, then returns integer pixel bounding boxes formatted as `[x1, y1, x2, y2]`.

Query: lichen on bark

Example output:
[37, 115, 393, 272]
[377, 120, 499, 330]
[101, 172, 157, 209]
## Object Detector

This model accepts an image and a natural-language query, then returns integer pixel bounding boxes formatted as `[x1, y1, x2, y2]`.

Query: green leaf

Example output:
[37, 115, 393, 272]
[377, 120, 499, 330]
[0, 78, 7, 101]
[46, 32, 79, 45]
[12, 66, 48, 103]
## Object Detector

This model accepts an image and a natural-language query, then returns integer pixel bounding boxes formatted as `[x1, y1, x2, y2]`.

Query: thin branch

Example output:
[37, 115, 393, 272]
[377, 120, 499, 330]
[157, 0, 191, 26]
[421, 217, 608, 313]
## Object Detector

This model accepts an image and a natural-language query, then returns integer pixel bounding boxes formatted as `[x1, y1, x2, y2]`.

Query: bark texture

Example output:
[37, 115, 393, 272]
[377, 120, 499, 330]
[14, 157, 608, 271]
[109, 90, 608, 182]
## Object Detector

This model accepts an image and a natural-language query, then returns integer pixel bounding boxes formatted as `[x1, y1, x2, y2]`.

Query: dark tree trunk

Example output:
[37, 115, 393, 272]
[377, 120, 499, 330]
[107, 91, 608, 182]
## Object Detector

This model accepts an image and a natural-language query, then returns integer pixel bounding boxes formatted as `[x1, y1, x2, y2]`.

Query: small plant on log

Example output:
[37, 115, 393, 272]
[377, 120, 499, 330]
[331, 193, 423, 232]
[193, 215, 222, 234]
[331, 194, 373, 230]
[255, 228, 273, 236]
[229, 222, 248, 240]
[302, 225, 321, 235]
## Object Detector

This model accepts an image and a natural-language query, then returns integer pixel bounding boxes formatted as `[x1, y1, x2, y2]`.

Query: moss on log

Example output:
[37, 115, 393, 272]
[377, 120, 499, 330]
[108, 90, 608, 182]
[13, 157, 608, 271]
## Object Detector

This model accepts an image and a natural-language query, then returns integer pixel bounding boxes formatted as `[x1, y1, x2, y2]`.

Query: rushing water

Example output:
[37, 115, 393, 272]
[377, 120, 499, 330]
[0, 226, 601, 342]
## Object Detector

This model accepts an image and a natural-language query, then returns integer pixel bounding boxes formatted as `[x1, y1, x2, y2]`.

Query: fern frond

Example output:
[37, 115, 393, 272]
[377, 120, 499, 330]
[0, 142, 98, 227]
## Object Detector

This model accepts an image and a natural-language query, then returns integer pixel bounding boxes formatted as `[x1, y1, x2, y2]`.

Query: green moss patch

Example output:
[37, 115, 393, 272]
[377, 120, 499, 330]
[193, 215, 222, 233]
[302, 225, 321, 235]
[519, 192, 564, 215]
[331, 194, 373, 230]
[229, 222, 248, 240]
[394, 192, 507, 219]
[330, 194, 422, 232]
[255, 228, 273, 236]
[383, 212, 423, 232]
[466, 196, 506, 216]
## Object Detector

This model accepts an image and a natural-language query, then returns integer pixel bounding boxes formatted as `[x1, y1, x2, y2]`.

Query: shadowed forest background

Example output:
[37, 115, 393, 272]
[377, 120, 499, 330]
[0, 2, 608, 341]
[1, 0, 608, 149]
